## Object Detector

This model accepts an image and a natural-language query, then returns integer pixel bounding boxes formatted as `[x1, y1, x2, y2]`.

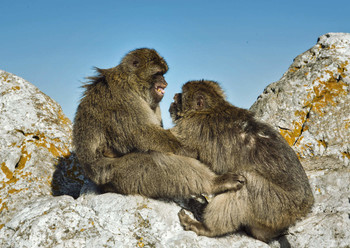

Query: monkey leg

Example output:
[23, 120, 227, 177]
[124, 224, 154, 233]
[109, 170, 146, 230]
[179, 190, 249, 237]
[95, 151, 237, 199]
[179, 188, 284, 242]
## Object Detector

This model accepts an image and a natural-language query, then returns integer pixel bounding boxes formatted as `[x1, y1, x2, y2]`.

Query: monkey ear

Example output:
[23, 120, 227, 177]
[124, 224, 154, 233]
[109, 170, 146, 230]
[127, 54, 141, 68]
[195, 94, 206, 110]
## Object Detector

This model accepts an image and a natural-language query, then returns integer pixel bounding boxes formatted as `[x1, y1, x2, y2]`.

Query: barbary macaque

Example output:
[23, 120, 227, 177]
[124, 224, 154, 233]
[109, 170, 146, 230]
[170, 80, 314, 242]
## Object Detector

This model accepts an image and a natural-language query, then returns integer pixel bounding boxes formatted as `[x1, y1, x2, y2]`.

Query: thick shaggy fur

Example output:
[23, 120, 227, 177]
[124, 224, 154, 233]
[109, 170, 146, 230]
[170, 80, 314, 242]
[73, 49, 239, 199]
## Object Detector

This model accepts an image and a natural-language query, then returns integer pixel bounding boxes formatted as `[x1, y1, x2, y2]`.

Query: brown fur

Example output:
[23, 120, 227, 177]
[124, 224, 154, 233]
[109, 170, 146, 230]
[170, 80, 314, 242]
[73, 49, 241, 199]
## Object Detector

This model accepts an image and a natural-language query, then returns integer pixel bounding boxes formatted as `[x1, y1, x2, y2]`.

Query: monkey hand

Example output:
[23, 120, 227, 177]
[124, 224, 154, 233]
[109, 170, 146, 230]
[212, 173, 246, 195]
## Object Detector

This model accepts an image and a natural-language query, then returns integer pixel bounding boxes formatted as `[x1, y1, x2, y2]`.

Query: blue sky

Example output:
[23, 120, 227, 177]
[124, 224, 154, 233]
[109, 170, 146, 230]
[1, 0, 350, 128]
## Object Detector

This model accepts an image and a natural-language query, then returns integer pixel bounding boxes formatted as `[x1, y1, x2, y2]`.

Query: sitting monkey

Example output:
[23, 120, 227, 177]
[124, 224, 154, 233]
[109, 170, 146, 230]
[73, 49, 241, 201]
[169, 80, 314, 242]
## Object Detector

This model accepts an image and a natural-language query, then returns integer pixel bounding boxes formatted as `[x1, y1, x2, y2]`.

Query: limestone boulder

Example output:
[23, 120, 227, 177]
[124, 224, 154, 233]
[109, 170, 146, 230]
[0, 70, 81, 227]
[250, 33, 350, 167]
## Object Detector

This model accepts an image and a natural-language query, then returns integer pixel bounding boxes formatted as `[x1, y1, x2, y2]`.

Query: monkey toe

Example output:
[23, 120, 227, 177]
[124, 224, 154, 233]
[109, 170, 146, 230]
[178, 209, 189, 222]
[178, 209, 188, 227]
[178, 209, 195, 230]
[178, 209, 197, 233]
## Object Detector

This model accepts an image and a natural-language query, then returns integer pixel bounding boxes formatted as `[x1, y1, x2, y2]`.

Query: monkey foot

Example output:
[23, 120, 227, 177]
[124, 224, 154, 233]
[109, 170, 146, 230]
[178, 209, 197, 231]
[178, 209, 212, 236]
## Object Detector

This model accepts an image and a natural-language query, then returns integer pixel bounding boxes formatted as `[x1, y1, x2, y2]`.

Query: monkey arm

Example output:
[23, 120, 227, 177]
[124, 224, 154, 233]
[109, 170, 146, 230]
[168, 127, 198, 158]
[127, 124, 183, 154]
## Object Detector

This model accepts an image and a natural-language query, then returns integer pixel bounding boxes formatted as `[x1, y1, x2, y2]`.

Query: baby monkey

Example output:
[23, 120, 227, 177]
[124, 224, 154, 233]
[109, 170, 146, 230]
[169, 80, 314, 242]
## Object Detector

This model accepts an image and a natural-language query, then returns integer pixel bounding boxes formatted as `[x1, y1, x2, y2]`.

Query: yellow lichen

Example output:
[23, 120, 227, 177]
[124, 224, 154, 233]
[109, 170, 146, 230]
[345, 119, 350, 129]
[21, 131, 70, 158]
[16, 146, 31, 170]
[317, 140, 327, 148]
[338, 61, 349, 77]
[0, 200, 8, 213]
[8, 188, 23, 194]
[1, 72, 9, 82]
[282, 61, 349, 156]
[1, 162, 13, 180]
[342, 152, 350, 160]
[279, 110, 307, 147]
[58, 109, 71, 125]
[11, 86, 20, 91]
[289, 67, 300, 73]
[137, 237, 145, 248]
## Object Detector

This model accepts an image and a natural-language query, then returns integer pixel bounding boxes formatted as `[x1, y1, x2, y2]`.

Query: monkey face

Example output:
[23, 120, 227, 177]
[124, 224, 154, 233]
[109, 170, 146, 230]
[169, 86, 208, 122]
[169, 80, 227, 122]
[122, 48, 169, 105]
[169, 93, 183, 121]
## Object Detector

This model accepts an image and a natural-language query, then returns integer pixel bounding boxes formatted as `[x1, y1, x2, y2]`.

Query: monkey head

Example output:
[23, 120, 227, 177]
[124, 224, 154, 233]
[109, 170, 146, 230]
[121, 48, 169, 104]
[169, 80, 226, 121]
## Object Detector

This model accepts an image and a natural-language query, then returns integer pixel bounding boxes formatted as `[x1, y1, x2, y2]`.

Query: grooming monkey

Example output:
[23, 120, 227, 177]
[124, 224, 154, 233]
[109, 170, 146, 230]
[73, 49, 241, 199]
[169, 80, 314, 242]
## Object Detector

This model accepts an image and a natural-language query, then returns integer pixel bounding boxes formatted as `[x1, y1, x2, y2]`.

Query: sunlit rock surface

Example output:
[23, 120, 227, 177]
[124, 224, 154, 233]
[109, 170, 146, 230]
[251, 32, 350, 167]
[0, 70, 72, 226]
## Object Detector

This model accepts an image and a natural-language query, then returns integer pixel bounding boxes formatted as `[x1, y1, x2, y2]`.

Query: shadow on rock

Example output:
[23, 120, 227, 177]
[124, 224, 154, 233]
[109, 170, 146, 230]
[51, 152, 92, 198]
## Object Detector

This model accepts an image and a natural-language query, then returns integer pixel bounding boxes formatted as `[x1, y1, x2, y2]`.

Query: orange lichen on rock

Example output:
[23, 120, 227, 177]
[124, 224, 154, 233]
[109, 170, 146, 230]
[345, 119, 350, 129]
[21, 131, 70, 158]
[279, 110, 307, 147]
[1, 162, 13, 180]
[34, 135, 68, 157]
[342, 152, 350, 160]
[305, 70, 347, 116]
[317, 140, 327, 148]
[289, 67, 300, 73]
[0, 200, 9, 213]
[17, 146, 32, 171]
[280, 60, 349, 156]
[11, 86, 20, 91]
[58, 109, 71, 125]
[1, 72, 10, 82]
[338, 61, 349, 76]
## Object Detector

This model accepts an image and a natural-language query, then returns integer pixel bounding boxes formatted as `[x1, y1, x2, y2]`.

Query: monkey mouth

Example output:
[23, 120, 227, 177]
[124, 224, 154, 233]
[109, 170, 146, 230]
[155, 86, 165, 96]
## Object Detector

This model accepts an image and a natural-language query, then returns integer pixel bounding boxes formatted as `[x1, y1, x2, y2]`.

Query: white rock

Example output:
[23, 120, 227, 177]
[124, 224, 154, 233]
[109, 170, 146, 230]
[0, 70, 72, 226]
[0, 194, 268, 248]
[251, 33, 350, 166]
